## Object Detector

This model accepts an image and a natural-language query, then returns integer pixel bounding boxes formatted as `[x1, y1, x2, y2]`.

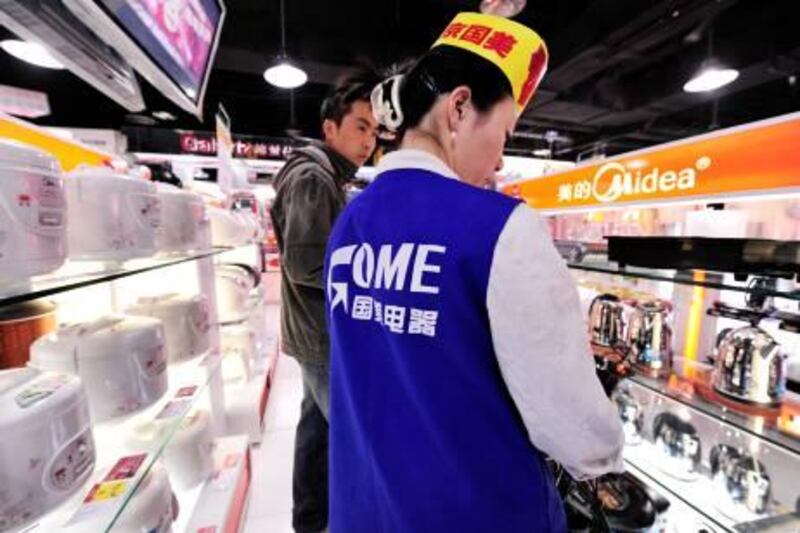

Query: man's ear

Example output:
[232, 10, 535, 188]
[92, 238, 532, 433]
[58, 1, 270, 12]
[322, 118, 338, 142]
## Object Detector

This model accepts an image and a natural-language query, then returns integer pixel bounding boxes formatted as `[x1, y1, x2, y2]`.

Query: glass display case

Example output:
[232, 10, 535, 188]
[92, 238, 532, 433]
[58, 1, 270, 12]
[0, 244, 268, 533]
[570, 251, 800, 532]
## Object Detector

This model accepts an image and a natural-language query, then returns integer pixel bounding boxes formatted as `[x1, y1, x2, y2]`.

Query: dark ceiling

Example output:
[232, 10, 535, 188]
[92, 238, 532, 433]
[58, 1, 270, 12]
[1, 0, 799, 160]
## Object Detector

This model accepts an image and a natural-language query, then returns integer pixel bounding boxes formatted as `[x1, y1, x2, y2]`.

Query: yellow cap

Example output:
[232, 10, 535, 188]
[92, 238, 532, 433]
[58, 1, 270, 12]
[432, 12, 548, 115]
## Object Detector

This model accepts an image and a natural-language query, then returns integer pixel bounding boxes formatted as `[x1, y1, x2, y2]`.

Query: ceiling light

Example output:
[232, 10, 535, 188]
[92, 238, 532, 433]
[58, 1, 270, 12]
[480, 0, 526, 17]
[683, 60, 739, 93]
[264, 60, 307, 89]
[264, 0, 307, 90]
[533, 148, 552, 158]
[152, 110, 177, 121]
[0, 39, 64, 70]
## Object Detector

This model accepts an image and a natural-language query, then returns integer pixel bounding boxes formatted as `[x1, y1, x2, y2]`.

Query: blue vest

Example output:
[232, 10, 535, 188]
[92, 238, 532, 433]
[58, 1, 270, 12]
[326, 169, 567, 533]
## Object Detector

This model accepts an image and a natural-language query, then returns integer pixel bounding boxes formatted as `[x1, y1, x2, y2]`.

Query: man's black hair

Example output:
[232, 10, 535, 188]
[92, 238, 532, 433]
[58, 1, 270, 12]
[320, 67, 382, 129]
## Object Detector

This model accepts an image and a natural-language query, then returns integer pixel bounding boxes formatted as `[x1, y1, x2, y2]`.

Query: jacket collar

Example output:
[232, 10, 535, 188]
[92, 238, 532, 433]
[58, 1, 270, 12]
[294, 141, 358, 186]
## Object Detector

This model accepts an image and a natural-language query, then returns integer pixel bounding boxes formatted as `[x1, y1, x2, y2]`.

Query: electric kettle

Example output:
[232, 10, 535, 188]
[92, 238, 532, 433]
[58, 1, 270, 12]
[626, 300, 673, 376]
[712, 326, 786, 406]
[710, 444, 772, 515]
[611, 388, 644, 445]
[588, 293, 627, 350]
[653, 412, 702, 480]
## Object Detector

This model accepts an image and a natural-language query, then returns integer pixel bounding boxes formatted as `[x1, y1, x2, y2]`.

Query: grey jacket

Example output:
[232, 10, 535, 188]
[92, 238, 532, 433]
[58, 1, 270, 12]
[270, 143, 356, 364]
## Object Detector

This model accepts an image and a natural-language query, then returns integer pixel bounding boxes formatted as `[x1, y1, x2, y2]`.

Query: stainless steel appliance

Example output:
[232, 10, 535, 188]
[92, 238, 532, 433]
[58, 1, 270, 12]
[626, 300, 672, 376]
[653, 412, 702, 480]
[712, 326, 787, 406]
[588, 293, 626, 349]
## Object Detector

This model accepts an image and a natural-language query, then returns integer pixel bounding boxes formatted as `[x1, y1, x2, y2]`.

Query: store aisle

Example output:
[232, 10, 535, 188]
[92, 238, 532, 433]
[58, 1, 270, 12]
[244, 354, 303, 533]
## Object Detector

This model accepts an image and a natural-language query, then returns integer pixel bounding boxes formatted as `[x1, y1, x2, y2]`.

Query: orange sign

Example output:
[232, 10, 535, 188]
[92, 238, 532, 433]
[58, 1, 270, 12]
[502, 112, 800, 212]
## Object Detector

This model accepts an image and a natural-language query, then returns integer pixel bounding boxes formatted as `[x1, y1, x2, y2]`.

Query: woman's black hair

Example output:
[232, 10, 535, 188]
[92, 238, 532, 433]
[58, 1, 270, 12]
[399, 45, 513, 132]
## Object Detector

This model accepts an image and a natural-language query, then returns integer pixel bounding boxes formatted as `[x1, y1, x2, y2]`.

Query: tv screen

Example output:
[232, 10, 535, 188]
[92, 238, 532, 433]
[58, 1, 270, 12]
[97, 0, 223, 103]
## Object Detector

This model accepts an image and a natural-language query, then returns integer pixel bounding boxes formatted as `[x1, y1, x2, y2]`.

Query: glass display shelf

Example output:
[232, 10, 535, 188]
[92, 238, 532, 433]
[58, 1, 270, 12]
[21, 352, 223, 533]
[618, 375, 800, 532]
[0, 247, 236, 308]
[567, 260, 800, 302]
[624, 456, 731, 532]
[626, 362, 800, 457]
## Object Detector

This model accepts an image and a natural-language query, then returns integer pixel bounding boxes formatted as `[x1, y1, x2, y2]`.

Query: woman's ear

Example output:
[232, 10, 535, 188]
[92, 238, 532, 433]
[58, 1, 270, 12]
[447, 86, 472, 132]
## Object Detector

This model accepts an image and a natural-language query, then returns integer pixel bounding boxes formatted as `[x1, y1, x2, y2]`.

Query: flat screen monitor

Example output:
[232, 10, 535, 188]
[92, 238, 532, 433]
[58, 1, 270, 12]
[65, 0, 226, 118]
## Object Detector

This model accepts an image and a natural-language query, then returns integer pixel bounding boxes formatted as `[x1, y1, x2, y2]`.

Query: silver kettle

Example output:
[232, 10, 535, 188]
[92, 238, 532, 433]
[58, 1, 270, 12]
[710, 444, 771, 514]
[588, 293, 626, 349]
[611, 388, 644, 445]
[712, 326, 787, 406]
[626, 300, 673, 376]
[653, 412, 702, 480]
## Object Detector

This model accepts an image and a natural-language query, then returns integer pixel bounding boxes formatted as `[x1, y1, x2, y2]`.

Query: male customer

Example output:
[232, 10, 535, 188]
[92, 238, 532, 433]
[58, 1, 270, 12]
[270, 71, 379, 533]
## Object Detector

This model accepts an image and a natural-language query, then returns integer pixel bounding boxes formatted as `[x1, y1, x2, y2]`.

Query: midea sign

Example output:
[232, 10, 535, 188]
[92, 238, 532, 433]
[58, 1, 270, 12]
[557, 156, 711, 204]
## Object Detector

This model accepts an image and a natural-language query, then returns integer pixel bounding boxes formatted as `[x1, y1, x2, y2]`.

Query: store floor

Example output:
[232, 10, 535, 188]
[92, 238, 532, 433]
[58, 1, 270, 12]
[244, 354, 303, 533]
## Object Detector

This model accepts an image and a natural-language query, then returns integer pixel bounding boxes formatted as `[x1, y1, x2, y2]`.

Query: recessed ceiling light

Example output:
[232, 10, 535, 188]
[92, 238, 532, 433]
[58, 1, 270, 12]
[0, 39, 64, 70]
[152, 110, 177, 121]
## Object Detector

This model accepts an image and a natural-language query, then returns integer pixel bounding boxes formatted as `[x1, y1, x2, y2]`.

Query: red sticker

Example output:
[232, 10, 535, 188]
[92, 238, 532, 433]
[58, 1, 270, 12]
[176, 386, 198, 398]
[104, 454, 148, 481]
[223, 453, 240, 469]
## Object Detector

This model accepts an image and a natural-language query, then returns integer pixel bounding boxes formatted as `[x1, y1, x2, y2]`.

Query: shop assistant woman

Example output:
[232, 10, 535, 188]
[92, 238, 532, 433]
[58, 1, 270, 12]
[325, 12, 625, 532]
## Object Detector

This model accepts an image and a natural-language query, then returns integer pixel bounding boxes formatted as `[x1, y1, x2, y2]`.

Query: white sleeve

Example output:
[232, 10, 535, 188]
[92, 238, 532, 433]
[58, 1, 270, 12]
[487, 203, 625, 480]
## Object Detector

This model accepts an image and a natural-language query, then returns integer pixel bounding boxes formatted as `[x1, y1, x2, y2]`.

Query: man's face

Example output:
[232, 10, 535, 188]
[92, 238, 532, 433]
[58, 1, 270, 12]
[323, 100, 378, 167]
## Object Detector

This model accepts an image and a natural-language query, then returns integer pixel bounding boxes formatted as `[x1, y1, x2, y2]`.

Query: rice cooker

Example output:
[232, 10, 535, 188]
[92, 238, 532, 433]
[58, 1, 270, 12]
[0, 140, 67, 283]
[65, 168, 161, 262]
[207, 206, 252, 247]
[0, 300, 57, 369]
[156, 184, 208, 254]
[221, 324, 254, 383]
[126, 293, 211, 363]
[66, 462, 175, 533]
[215, 264, 258, 324]
[0, 368, 95, 532]
[128, 410, 214, 491]
[110, 462, 175, 533]
[29, 315, 168, 423]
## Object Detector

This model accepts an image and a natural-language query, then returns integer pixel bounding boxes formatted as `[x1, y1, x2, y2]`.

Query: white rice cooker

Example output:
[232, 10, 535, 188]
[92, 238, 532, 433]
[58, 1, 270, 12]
[0, 140, 67, 283]
[65, 168, 161, 262]
[0, 368, 95, 532]
[215, 264, 259, 324]
[156, 184, 208, 254]
[65, 461, 175, 533]
[129, 410, 214, 491]
[126, 293, 211, 364]
[29, 315, 168, 423]
[221, 324, 254, 383]
[207, 206, 253, 247]
[110, 462, 175, 533]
